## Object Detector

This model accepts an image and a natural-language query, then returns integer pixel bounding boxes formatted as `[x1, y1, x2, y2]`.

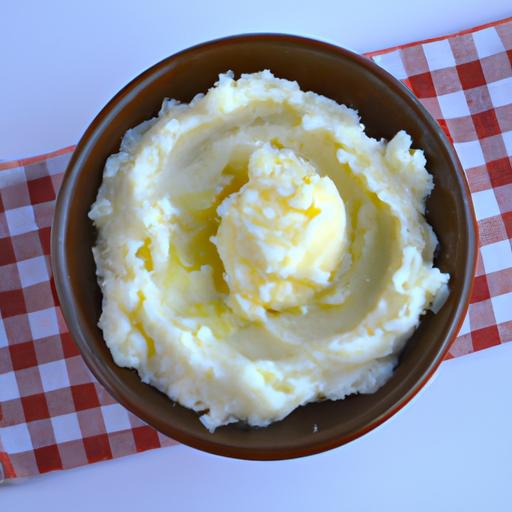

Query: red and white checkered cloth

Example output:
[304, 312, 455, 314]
[1, 17, 511, 481]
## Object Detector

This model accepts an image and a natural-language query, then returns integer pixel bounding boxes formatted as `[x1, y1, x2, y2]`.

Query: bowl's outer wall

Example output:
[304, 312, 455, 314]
[52, 35, 476, 460]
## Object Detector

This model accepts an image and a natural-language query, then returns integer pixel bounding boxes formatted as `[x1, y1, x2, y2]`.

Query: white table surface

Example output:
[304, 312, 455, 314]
[2, 1, 511, 510]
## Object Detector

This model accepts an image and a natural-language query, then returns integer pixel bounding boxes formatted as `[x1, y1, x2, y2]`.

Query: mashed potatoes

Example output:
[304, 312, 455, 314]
[89, 71, 449, 431]
[214, 144, 346, 321]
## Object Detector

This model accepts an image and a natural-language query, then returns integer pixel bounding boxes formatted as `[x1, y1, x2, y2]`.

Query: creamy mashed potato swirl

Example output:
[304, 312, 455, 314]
[89, 71, 449, 431]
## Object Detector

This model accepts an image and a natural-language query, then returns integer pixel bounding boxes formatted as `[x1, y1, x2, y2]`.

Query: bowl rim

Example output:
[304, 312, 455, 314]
[51, 32, 479, 460]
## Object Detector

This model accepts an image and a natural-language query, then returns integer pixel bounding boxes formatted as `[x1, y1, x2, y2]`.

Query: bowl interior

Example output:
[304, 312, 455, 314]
[52, 35, 476, 460]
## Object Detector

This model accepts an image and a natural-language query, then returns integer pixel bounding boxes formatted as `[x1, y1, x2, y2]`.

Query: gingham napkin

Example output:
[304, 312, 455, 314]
[1, 17, 511, 481]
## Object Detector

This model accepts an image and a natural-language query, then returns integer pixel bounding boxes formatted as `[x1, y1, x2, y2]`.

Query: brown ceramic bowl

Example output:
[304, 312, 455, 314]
[51, 34, 477, 460]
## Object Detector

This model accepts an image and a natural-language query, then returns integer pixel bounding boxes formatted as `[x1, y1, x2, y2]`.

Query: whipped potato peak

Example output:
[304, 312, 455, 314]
[214, 144, 346, 321]
[89, 70, 449, 432]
